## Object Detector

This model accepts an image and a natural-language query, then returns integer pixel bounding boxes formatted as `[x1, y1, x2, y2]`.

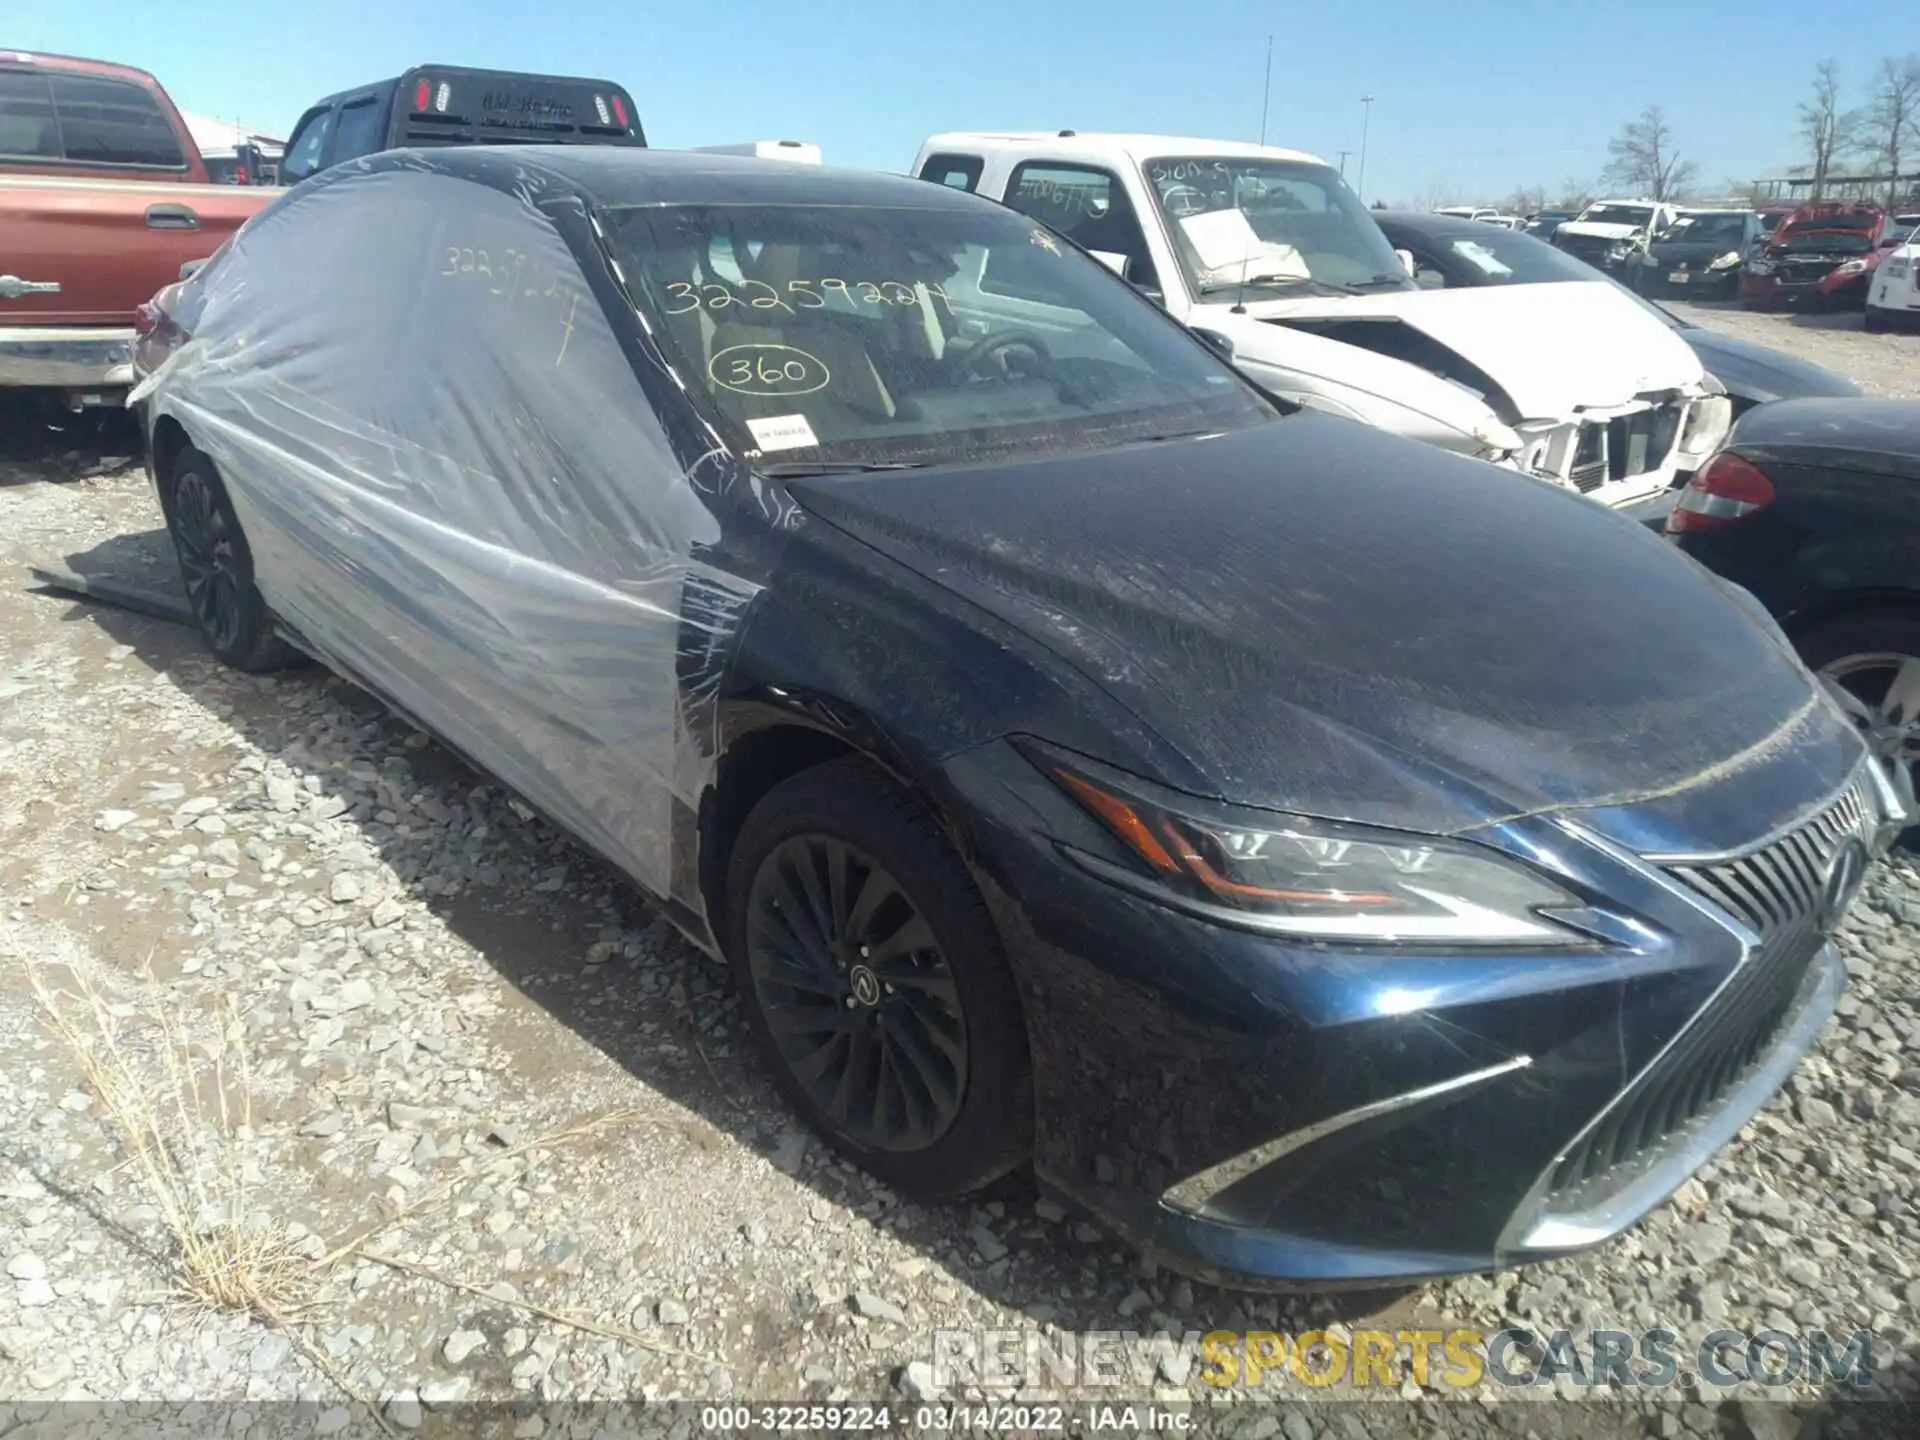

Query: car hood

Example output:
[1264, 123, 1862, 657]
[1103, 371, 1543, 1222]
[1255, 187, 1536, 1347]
[788, 416, 1831, 839]
[1682, 328, 1862, 404]
[1224, 281, 1703, 418]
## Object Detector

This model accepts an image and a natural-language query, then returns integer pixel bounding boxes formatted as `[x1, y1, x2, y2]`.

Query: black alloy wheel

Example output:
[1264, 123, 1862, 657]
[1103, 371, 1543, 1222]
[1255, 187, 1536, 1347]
[161, 448, 297, 672]
[725, 757, 1032, 1198]
[745, 834, 967, 1151]
[171, 462, 245, 652]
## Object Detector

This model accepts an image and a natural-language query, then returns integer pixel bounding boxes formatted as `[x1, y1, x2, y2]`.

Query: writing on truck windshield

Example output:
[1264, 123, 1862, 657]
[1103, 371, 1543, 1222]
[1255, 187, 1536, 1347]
[601, 202, 1274, 472]
[1141, 157, 1411, 298]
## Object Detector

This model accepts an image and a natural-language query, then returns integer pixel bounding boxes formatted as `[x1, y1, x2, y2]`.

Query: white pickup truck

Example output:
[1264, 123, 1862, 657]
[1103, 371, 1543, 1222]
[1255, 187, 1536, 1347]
[912, 133, 1729, 509]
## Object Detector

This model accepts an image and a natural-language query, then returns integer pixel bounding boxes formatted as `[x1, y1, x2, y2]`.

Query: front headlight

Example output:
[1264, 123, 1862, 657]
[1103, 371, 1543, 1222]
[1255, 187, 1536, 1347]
[1039, 752, 1595, 947]
[1833, 259, 1868, 276]
[1708, 250, 1742, 270]
[1606, 243, 1629, 263]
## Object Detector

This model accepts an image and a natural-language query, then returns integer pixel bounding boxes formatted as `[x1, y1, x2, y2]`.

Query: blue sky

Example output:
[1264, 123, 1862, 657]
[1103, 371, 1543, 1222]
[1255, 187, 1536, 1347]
[10, 0, 1914, 203]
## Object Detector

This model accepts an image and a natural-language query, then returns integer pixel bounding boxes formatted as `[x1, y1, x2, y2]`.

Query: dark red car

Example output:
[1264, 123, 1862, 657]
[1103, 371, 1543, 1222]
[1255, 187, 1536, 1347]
[1742, 202, 1900, 310]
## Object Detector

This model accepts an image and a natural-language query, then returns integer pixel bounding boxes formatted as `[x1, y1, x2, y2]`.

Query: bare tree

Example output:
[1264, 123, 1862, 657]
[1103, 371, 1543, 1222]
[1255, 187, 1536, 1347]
[1859, 54, 1920, 205]
[1559, 176, 1599, 211]
[1601, 107, 1698, 201]
[1414, 177, 1457, 213]
[1799, 59, 1859, 200]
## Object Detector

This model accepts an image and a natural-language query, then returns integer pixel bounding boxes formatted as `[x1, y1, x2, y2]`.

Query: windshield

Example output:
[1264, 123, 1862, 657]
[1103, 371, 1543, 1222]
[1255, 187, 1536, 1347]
[600, 202, 1275, 473]
[1578, 204, 1655, 226]
[1141, 156, 1411, 297]
[1408, 225, 1606, 285]
[1659, 214, 1748, 245]
[1776, 225, 1875, 254]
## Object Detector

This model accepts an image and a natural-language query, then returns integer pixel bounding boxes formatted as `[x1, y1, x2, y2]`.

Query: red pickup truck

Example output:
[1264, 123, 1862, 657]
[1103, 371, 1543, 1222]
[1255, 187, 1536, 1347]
[0, 50, 273, 404]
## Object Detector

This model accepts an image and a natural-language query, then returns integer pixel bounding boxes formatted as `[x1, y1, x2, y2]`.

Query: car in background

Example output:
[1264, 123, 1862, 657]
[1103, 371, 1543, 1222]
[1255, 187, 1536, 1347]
[1373, 211, 1860, 423]
[1553, 198, 1680, 273]
[915, 130, 1730, 513]
[1865, 215, 1920, 332]
[1668, 399, 1920, 814]
[133, 145, 1900, 1289]
[1435, 205, 1499, 221]
[1524, 209, 1577, 240]
[1743, 202, 1899, 311]
[1626, 210, 1762, 299]
[0, 51, 274, 405]
[277, 65, 644, 185]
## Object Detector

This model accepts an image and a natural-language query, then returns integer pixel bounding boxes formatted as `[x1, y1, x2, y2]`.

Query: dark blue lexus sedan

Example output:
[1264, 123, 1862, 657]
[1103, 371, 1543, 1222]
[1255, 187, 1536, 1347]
[133, 147, 1908, 1288]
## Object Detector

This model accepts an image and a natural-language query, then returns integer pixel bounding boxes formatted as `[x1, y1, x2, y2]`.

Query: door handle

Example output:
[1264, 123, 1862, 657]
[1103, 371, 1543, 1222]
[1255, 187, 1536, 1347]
[145, 203, 200, 230]
[0, 274, 61, 299]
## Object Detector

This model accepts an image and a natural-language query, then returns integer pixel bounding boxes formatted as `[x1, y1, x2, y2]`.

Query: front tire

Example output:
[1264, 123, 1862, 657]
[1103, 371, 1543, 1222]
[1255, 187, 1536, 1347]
[160, 447, 298, 672]
[724, 756, 1032, 1199]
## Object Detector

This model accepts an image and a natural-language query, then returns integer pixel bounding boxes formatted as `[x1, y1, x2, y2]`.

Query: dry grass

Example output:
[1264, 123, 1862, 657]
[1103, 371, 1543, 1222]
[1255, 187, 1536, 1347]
[20, 940, 698, 1421]
[25, 953, 315, 1321]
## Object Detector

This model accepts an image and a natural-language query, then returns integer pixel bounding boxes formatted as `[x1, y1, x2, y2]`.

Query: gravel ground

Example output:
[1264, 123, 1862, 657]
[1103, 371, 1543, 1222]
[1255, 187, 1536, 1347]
[2, 315, 1919, 1440]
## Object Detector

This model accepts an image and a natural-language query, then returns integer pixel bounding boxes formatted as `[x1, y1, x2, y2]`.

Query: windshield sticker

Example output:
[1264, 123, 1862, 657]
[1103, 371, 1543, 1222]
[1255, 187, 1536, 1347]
[1450, 240, 1515, 278]
[1029, 228, 1062, 255]
[745, 413, 819, 452]
[663, 278, 954, 316]
[710, 344, 831, 397]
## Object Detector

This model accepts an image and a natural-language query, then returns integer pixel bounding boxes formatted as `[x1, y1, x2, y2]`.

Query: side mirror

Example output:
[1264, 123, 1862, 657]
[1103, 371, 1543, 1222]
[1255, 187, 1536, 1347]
[1189, 327, 1234, 362]
[1882, 235, 1904, 249]
[179, 258, 207, 280]
[1395, 248, 1416, 276]
[1089, 249, 1131, 278]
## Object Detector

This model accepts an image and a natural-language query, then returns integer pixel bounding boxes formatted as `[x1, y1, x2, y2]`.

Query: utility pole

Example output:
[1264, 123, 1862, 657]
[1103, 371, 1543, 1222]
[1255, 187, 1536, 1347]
[1258, 35, 1273, 146]
[1357, 94, 1375, 198]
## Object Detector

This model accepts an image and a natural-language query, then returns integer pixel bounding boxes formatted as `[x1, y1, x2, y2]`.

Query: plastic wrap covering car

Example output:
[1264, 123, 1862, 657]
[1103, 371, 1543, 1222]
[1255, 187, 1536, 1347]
[131, 161, 762, 899]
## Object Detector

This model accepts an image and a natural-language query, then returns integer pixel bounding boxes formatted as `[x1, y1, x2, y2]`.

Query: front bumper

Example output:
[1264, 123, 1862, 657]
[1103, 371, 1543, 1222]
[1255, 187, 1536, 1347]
[0, 326, 135, 389]
[1742, 271, 1868, 309]
[1632, 260, 1741, 296]
[941, 742, 1891, 1289]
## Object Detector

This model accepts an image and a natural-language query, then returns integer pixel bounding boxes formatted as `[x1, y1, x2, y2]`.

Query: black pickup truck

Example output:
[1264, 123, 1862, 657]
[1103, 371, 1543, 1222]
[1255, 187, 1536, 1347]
[277, 65, 645, 184]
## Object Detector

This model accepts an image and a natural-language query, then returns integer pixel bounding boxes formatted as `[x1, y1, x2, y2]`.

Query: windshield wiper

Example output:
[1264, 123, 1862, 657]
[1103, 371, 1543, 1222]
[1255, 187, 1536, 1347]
[754, 460, 930, 478]
[1196, 273, 1347, 296]
[1347, 273, 1412, 290]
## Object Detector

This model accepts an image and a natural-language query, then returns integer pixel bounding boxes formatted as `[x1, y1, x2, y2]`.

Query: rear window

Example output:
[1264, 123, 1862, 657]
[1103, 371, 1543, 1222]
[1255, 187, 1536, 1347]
[393, 71, 644, 148]
[49, 73, 185, 167]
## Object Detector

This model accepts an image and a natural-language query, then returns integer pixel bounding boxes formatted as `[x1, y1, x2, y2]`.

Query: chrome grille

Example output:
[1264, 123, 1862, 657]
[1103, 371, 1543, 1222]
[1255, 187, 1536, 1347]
[1670, 775, 1873, 935]
[1538, 775, 1872, 1208]
[1567, 404, 1683, 492]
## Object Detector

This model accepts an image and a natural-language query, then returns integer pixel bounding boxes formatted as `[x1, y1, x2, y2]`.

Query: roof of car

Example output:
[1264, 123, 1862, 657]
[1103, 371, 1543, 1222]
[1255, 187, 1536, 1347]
[349, 144, 996, 213]
[0, 49, 166, 86]
[918, 130, 1325, 168]
[1372, 209, 1510, 236]
[307, 64, 637, 110]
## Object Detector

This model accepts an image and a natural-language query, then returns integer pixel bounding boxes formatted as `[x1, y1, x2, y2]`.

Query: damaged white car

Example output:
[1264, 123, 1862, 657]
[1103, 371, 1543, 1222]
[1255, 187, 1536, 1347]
[1551, 197, 1681, 273]
[913, 134, 1728, 509]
